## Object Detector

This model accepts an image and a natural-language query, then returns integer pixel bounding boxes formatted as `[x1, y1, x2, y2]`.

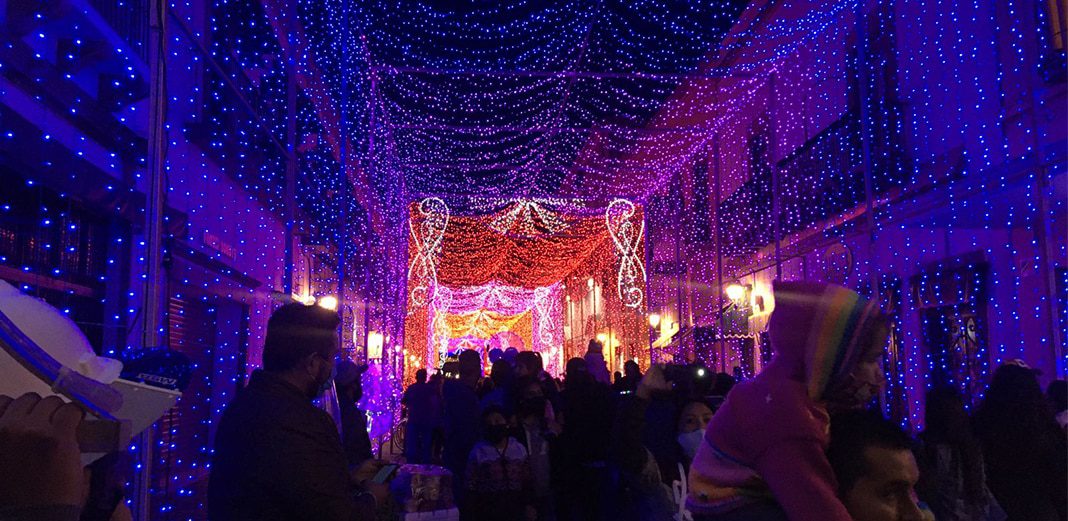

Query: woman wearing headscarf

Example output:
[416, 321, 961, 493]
[687, 281, 891, 521]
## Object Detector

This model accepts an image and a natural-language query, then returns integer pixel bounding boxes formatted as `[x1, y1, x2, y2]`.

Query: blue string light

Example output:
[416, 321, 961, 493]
[0, 0, 1064, 519]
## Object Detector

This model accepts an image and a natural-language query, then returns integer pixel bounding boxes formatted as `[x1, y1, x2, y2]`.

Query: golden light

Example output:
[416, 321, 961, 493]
[648, 313, 661, 328]
[317, 295, 339, 311]
[367, 331, 384, 360]
[292, 292, 315, 306]
[725, 284, 747, 302]
[596, 333, 608, 343]
[651, 320, 680, 348]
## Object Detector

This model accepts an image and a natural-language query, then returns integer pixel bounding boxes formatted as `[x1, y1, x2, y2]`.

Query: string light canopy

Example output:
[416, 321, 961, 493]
[5, 0, 1064, 519]
[297, 0, 751, 199]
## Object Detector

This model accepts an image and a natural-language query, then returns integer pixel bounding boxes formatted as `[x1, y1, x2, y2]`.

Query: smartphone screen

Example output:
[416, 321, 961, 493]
[371, 464, 399, 484]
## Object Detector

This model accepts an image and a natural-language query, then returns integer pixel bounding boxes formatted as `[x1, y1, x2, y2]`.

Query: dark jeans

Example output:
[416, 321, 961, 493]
[556, 463, 616, 521]
[404, 422, 435, 464]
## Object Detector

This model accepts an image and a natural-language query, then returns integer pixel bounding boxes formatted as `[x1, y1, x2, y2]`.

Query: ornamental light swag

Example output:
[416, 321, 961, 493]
[488, 199, 570, 237]
[408, 197, 449, 310]
[606, 199, 646, 309]
[426, 282, 563, 373]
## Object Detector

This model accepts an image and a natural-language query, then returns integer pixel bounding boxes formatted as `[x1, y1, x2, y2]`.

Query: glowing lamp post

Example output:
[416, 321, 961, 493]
[317, 295, 339, 311]
[367, 331, 384, 361]
[724, 284, 747, 302]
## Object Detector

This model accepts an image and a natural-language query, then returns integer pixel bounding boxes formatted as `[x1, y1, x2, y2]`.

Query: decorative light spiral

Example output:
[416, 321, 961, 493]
[407, 197, 449, 309]
[606, 198, 646, 309]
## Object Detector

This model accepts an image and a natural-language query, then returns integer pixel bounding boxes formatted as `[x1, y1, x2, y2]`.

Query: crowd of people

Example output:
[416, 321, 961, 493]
[0, 283, 1066, 521]
[395, 281, 1067, 521]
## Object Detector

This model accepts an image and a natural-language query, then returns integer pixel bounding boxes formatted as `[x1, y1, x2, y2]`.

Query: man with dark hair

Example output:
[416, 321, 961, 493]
[442, 349, 482, 497]
[208, 303, 382, 521]
[827, 411, 929, 521]
[337, 360, 372, 468]
[515, 351, 542, 380]
[402, 368, 440, 464]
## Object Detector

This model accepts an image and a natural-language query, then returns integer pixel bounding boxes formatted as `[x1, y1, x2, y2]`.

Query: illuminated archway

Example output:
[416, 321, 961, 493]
[404, 199, 647, 385]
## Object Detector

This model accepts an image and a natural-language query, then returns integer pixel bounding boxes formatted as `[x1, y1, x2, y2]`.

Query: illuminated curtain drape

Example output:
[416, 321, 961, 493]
[405, 203, 645, 384]
[434, 212, 612, 288]
[426, 282, 565, 374]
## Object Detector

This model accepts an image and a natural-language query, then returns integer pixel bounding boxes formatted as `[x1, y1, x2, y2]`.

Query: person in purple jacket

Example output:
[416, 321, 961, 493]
[687, 281, 891, 521]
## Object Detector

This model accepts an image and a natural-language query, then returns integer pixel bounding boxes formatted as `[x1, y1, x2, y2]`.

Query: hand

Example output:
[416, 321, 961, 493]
[363, 481, 390, 507]
[636, 365, 671, 400]
[0, 393, 86, 508]
[350, 458, 386, 485]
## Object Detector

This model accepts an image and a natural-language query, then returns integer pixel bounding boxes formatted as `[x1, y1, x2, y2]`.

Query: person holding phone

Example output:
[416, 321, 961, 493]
[0, 392, 86, 521]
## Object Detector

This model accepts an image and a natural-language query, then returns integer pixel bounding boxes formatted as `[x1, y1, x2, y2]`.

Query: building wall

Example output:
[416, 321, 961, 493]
[645, 0, 1067, 427]
[0, 1, 364, 518]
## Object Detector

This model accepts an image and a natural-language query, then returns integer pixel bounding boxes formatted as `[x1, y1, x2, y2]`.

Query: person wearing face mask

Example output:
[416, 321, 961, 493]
[676, 401, 713, 464]
[686, 281, 891, 521]
[464, 406, 534, 521]
[207, 303, 384, 521]
[515, 378, 560, 521]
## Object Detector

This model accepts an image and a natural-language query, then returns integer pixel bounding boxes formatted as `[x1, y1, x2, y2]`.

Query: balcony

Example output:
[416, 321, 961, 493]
[716, 102, 906, 256]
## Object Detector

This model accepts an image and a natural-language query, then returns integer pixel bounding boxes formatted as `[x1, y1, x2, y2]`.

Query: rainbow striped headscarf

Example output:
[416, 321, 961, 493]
[770, 281, 889, 401]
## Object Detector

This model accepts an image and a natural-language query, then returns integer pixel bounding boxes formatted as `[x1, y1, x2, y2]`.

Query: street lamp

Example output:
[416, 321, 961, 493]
[367, 331, 384, 360]
[317, 295, 339, 311]
[724, 284, 748, 302]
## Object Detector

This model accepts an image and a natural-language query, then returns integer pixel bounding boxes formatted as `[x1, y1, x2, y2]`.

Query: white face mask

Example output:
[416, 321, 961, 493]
[677, 428, 705, 460]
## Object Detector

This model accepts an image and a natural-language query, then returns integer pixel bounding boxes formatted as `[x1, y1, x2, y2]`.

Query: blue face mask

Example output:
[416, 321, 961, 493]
[677, 429, 705, 461]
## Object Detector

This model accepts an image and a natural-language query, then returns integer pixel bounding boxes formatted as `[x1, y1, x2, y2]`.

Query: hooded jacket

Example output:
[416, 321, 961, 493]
[686, 281, 888, 520]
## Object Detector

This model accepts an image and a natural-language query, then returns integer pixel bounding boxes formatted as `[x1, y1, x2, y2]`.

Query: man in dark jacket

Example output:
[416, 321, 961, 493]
[207, 303, 381, 521]
[441, 350, 482, 495]
[337, 360, 373, 468]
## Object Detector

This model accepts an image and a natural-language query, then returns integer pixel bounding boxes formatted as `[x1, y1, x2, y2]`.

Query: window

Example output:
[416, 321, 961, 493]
[1041, 0, 1068, 83]
[0, 168, 120, 353]
[1045, 0, 1067, 51]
